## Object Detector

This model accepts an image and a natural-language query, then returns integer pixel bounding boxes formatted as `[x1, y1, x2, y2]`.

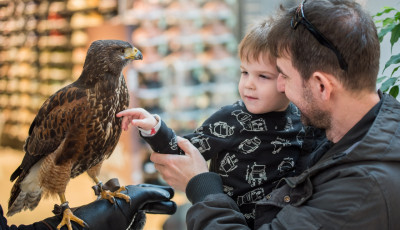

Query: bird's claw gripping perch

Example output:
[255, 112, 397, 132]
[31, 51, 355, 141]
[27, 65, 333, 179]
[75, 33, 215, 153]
[92, 178, 131, 203]
[101, 186, 130, 203]
[53, 202, 89, 230]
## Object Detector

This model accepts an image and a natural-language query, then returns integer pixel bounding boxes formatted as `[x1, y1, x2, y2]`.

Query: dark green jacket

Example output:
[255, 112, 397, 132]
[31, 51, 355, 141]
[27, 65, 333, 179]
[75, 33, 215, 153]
[186, 94, 400, 230]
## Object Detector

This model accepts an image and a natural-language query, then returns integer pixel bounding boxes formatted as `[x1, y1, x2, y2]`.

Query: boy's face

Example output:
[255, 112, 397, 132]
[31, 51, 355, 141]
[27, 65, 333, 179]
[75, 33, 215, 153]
[239, 55, 289, 114]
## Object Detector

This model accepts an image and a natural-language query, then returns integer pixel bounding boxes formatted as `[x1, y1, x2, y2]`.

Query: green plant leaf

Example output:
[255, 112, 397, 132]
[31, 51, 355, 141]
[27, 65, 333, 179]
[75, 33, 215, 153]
[383, 53, 400, 73]
[377, 76, 388, 83]
[374, 7, 395, 17]
[390, 24, 400, 50]
[382, 17, 395, 27]
[378, 23, 396, 42]
[395, 12, 400, 20]
[380, 77, 398, 92]
[391, 66, 400, 77]
[389, 85, 399, 98]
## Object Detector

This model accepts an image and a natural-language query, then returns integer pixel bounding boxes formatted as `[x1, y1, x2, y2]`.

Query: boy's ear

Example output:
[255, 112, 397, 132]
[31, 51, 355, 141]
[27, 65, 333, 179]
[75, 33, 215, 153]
[309, 71, 335, 101]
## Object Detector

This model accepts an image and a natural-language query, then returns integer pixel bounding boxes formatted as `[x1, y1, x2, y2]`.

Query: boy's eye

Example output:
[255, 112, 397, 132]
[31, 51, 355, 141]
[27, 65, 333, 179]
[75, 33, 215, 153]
[241, 71, 248, 75]
[259, 75, 270, 79]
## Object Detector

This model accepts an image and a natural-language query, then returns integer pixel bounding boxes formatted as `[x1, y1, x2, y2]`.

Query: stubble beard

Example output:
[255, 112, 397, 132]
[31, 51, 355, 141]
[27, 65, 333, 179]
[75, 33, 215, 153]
[300, 86, 331, 130]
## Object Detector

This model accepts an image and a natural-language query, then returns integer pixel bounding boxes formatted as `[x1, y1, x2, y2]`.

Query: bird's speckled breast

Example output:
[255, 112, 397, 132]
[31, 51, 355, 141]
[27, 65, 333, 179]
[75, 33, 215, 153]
[70, 75, 129, 178]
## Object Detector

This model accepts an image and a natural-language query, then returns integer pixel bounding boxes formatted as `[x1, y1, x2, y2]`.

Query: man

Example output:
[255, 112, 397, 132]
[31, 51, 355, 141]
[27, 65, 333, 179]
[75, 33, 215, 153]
[150, 0, 400, 229]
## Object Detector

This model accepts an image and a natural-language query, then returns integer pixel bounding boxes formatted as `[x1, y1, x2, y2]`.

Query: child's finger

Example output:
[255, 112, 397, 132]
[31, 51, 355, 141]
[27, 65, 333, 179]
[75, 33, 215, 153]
[116, 109, 130, 117]
[117, 108, 150, 119]
[116, 108, 138, 117]
[121, 116, 131, 131]
[131, 119, 149, 129]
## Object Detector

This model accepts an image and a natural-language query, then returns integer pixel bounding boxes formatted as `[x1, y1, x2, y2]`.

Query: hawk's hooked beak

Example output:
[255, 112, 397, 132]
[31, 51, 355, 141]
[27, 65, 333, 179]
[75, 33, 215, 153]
[125, 47, 143, 60]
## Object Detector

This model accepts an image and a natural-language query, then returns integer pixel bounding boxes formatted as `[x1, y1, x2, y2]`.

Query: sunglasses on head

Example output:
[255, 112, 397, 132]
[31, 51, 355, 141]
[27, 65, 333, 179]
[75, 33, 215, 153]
[291, 0, 348, 71]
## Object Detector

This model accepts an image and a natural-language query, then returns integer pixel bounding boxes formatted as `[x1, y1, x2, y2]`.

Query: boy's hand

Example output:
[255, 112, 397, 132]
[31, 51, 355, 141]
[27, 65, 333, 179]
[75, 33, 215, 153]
[117, 108, 158, 131]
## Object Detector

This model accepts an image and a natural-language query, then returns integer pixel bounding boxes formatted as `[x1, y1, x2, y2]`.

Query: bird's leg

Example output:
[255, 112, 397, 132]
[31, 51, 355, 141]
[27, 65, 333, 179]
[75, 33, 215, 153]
[56, 193, 89, 230]
[93, 177, 130, 203]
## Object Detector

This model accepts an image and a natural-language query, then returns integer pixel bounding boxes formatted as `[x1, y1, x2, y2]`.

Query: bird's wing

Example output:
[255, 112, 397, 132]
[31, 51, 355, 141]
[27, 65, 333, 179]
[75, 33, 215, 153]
[12, 85, 89, 180]
[8, 84, 90, 212]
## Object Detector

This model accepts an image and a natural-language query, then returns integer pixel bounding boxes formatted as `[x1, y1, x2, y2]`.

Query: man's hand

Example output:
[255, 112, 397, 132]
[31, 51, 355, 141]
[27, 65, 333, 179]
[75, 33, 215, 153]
[41, 184, 176, 230]
[117, 108, 157, 131]
[150, 137, 209, 192]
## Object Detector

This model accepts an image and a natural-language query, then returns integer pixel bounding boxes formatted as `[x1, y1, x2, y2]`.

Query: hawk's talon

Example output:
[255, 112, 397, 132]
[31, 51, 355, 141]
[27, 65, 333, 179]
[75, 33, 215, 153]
[100, 190, 115, 204]
[57, 208, 88, 230]
[114, 186, 130, 203]
[100, 186, 130, 203]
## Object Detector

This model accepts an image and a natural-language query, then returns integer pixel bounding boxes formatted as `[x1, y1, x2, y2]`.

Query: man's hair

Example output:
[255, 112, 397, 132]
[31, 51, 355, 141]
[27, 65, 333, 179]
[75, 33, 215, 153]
[239, 18, 275, 64]
[268, 0, 380, 92]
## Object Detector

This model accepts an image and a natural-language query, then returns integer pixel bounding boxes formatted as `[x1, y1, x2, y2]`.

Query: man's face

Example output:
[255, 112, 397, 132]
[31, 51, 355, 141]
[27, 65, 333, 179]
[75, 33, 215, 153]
[276, 56, 331, 129]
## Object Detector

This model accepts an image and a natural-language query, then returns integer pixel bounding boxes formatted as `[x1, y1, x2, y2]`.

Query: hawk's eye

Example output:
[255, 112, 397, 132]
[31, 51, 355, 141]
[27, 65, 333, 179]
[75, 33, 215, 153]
[121, 48, 125, 53]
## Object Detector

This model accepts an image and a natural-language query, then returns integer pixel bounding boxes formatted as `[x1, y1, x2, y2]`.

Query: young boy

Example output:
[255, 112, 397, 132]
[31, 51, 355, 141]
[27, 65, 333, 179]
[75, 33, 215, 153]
[117, 19, 322, 228]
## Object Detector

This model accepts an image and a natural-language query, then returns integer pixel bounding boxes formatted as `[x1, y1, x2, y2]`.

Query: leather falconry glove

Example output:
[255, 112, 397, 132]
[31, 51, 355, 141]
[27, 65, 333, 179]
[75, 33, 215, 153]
[40, 183, 177, 230]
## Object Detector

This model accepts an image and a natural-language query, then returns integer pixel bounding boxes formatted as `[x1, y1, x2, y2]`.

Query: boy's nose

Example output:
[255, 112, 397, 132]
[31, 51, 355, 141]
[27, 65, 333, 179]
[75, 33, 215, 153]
[245, 76, 256, 89]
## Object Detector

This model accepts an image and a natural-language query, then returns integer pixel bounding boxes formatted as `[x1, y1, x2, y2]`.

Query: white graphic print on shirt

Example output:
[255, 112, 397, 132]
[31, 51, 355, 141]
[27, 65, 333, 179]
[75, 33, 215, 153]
[246, 162, 268, 187]
[208, 121, 235, 138]
[223, 185, 234, 196]
[238, 136, 261, 154]
[231, 110, 267, 132]
[271, 136, 291, 154]
[244, 209, 256, 220]
[219, 153, 239, 177]
[237, 187, 265, 206]
[190, 135, 211, 153]
[169, 135, 178, 150]
[277, 157, 295, 173]
[284, 116, 294, 131]
[296, 127, 306, 147]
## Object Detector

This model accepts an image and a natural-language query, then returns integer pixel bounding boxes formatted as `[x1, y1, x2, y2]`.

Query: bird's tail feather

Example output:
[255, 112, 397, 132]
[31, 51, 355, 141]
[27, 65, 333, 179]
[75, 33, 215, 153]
[10, 167, 22, 182]
[7, 173, 42, 216]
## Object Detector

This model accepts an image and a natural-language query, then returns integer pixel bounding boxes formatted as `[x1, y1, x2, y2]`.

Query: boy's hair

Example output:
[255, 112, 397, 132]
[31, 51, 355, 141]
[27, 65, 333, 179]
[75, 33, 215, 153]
[239, 18, 275, 64]
[268, 0, 380, 92]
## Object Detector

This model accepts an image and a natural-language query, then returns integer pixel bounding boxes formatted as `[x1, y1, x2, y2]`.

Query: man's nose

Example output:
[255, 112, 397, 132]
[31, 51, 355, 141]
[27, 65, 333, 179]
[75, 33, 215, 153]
[277, 73, 286, 93]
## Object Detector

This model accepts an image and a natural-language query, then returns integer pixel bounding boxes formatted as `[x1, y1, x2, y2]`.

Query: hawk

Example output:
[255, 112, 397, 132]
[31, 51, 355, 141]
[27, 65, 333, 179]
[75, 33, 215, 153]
[7, 40, 143, 229]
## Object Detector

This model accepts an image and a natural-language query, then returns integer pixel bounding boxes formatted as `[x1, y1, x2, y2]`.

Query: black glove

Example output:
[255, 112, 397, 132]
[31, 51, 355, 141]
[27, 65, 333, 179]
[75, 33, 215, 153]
[40, 184, 176, 230]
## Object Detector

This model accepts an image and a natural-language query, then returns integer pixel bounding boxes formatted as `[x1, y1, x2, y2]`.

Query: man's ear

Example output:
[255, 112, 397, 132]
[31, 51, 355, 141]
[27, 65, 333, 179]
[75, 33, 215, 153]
[309, 71, 335, 101]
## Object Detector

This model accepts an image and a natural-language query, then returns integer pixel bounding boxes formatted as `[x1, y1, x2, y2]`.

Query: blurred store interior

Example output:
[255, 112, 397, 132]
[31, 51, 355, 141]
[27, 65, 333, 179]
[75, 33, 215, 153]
[0, 0, 398, 229]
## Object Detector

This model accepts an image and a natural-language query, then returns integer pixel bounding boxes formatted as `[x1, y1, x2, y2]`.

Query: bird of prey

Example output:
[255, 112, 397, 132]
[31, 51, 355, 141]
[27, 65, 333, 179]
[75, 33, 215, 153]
[7, 40, 143, 230]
